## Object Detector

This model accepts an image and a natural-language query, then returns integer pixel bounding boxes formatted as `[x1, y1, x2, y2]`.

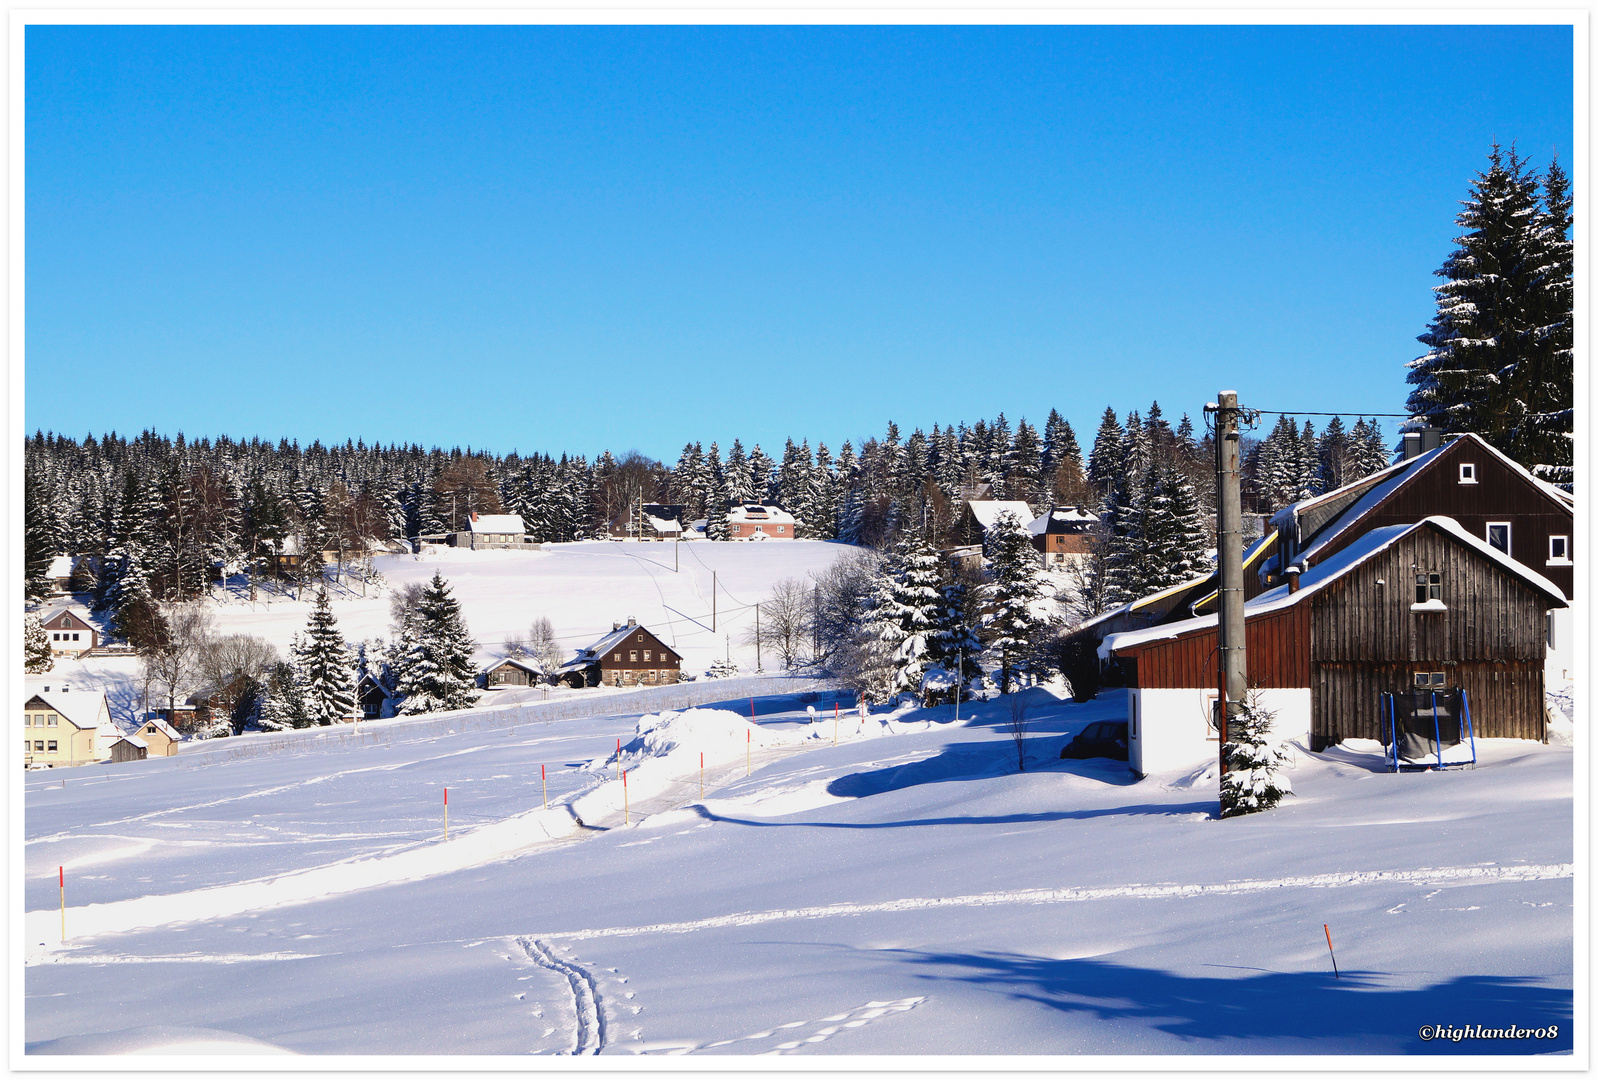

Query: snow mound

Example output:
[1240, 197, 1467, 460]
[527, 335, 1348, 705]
[29, 1025, 297, 1055]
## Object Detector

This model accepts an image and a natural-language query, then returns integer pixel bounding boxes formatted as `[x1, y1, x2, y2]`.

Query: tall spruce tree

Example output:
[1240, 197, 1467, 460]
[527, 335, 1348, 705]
[1408, 143, 1547, 451]
[300, 591, 356, 725]
[393, 572, 481, 714]
[981, 510, 1043, 694]
[875, 535, 945, 700]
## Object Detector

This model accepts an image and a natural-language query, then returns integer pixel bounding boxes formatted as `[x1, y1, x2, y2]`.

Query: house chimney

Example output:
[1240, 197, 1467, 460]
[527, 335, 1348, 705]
[628, 617, 637, 627]
[613, 621, 621, 631]
[1402, 431, 1421, 460]
[1286, 566, 1301, 594]
[471, 511, 479, 522]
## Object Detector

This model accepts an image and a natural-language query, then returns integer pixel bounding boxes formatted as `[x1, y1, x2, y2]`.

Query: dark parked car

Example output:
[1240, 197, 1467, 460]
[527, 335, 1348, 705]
[1060, 721, 1129, 761]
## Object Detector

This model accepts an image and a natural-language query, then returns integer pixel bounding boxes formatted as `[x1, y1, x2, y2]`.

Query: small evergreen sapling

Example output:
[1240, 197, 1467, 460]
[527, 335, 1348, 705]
[1219, 693, 1294, 818]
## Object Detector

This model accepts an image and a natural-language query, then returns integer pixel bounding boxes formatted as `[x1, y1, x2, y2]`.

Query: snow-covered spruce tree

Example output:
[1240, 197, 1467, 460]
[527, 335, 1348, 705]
[300, 592, 356, 725]
[876, 535, 945, 701]
[256, 660, 306, 731]
[981, 510, 1044, 695]
[393, 572, 481, 714]
[1408, 143, 1542, 447]
[25, 613, 53, 673]
[930, 571, 983, 700]
[1219, 692, 1294, 818]
[1514, 154, 1573, 486]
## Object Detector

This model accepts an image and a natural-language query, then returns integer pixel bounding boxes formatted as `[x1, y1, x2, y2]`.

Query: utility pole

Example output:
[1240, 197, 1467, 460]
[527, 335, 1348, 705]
[755, 603, 762, 673]
[1206, 390, 1251, 775]
[712, 571, 717, 632]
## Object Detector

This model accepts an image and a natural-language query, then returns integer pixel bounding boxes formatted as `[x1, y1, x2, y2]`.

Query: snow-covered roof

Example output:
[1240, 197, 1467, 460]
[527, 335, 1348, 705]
[966, 501, 1034, 531]
[488, 656, 544, 675]
[1100, 516, 1569, 660]
[467, 514, 525, 534]
[727, 504, 796, 525]
[46, 554, 75, 579]
[1026, 506, 1098, 536]
[558, 622, 664, 671]
[23, 680, 110, 732]
[116, 735, 149, 750]
[140, 717, 183, 741]
[1273, 434, 1570, 575]
[39, 603, 94, 626]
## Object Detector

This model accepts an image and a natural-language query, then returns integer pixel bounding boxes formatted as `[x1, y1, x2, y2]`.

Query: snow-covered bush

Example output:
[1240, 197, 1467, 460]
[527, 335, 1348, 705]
[1219, 693, 1293, 818]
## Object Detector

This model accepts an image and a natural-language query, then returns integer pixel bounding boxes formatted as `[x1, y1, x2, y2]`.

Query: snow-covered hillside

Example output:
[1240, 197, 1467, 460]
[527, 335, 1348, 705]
[24, 686, 1573, 1058]
[48, 539, 861, 726]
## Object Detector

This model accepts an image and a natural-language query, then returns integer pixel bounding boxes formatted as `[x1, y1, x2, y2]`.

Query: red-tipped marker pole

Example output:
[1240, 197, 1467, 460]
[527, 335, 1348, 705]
[444, 787, 449, 841]
[59, 866, 65, 942]
[1324, 924, 1339, 978]
[541, 763, 547, 810]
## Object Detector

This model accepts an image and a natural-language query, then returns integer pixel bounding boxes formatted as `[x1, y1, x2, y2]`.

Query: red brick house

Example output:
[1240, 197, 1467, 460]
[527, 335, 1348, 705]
[727, 505, 797, 539]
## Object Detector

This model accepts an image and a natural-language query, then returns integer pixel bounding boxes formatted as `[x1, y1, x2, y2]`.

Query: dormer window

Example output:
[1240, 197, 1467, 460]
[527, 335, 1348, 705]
[1459, 463, 1477, 484]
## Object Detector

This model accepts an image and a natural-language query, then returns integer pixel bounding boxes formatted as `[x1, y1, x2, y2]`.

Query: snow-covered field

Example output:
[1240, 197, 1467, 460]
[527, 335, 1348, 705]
[54, 539, 860, 725]
[23, 684, 1574, 1059]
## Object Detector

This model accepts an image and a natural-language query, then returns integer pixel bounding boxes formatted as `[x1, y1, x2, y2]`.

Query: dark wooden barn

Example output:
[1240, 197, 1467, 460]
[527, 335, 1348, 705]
[1103, 516, 1567, 770]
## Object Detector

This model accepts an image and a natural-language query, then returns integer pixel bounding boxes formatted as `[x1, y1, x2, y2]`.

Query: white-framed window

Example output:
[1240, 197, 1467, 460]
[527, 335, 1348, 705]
[22, 740, 29, 753]
[1204, 692, 1221, 741]
[1459, 463, 1477, 483]
[1549, 535, 1570, 564]
[46, 741, 57, 752]
[52, 633, 60, 641]
[1412, 573, 1444, 611]
[1486, 522, 1511, 554]
[629, 651, 637, 662]
[46, 714, 57, 727]
[71, 633, 79, 641]
[1413, 672, 1446, 688]
[33, 741, 43, 751]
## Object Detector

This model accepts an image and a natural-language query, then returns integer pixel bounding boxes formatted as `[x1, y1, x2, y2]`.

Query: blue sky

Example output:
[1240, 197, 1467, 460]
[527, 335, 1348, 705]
[25, 23, 1573, 461]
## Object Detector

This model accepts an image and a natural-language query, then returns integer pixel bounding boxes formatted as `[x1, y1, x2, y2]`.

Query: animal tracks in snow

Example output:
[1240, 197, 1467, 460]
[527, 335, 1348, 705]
[633, 997, 926, 1055]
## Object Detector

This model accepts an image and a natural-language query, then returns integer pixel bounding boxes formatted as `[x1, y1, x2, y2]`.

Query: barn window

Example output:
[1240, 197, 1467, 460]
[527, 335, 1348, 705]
[1486, 522, 1511, 554]
[643, 651, 651, 661]
[1414, 573, 1441, 604]
[629, 651, 637, 662]
[1413, 672, 1446, 688]
[1459, 463, 1477, 483]
[1549, 535, 1570, 564]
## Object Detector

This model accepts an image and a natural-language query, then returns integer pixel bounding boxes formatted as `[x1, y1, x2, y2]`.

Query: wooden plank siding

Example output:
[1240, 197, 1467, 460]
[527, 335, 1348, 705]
[1306, 437, 1573, 600]
[1309, 529, 1551, 666]
[1313, 661, 1545, 743]
[1121, 607, 1310, 689]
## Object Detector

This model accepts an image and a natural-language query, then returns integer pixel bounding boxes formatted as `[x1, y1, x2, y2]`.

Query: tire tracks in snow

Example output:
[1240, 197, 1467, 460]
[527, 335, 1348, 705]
[518, 937, 605, 1055]
[525, 862, 1573, 943]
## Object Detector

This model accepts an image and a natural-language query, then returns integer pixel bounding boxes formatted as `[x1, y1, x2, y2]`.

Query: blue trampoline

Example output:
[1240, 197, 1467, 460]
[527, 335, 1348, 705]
[1381, 689, 1477, 771]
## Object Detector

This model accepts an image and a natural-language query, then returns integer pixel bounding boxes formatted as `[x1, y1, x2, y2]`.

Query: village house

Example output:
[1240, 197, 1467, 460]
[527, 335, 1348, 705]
[1068, 431, 1576, 687]
[482, 656, 545, 689]
[46, 554, 76, 594]
[39, 605, 98, 658]
[952, 499, 1036, 548]
[608, 504, 688, 540]
[1100, 517, 1567, 774]
[727, 504, 797, 539]
[357, 674, 397, 720]
[23, 681, 119, 768]
[132, 717, 182, 756]
[459, 513, 530, 550]
[557, 619, 683, 687]
[1028, 506, 1099, 568]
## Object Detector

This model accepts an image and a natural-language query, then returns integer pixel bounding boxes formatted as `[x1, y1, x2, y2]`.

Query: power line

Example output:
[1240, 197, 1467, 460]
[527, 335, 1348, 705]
[1251, 409, 1413, 418]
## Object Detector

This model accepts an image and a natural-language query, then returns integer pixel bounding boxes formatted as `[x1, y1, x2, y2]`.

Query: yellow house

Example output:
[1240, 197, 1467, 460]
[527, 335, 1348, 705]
[23, 681, 116, 768]
[132, 718, 182, 757]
